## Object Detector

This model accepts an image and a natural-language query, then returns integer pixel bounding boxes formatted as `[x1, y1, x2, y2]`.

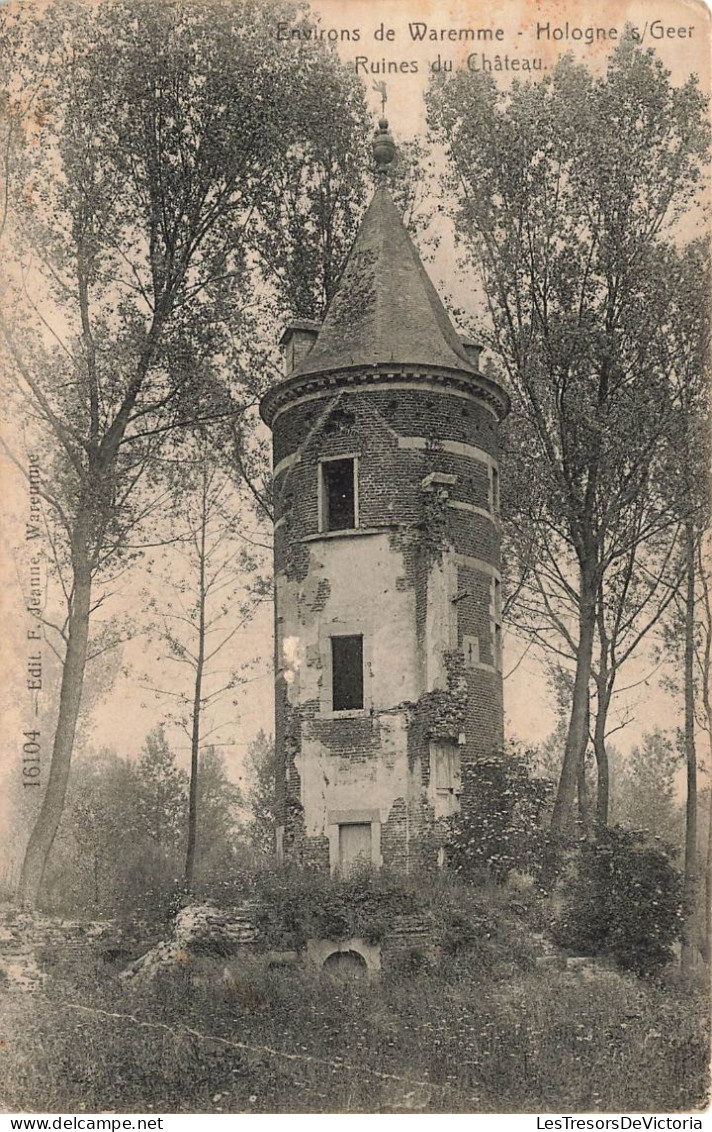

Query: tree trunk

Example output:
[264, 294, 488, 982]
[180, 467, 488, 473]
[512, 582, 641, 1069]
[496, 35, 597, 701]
[577, 759, 590, 837]
[592, 677, 611, 829]
[681, 521, 698, 970]
[699, 544, 712, 966]
[577, 681, 591, 838]
[551, 562, 597, 833]
[185, 646, 204, 889]
[706, 787, 712, 967]
[184, 472, 208, 890]
[19, 555, 92, 908]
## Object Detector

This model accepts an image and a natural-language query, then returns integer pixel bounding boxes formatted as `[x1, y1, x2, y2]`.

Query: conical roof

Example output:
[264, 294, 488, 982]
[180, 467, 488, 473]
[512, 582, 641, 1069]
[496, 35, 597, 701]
[292, 183, 478, 378]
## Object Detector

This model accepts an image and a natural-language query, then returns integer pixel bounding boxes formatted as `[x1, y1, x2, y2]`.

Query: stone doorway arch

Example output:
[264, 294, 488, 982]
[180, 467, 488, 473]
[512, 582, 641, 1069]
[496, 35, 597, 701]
[307, 936, 381, 976]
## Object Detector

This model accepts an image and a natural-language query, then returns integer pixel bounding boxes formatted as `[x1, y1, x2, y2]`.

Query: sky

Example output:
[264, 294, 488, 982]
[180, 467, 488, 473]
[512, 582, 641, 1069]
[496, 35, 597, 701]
[0, 0, 709, 858]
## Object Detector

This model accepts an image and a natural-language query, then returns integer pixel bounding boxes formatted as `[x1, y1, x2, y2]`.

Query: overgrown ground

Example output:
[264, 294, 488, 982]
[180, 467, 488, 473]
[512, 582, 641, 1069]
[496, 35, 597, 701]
[0, 891, 708, 1114]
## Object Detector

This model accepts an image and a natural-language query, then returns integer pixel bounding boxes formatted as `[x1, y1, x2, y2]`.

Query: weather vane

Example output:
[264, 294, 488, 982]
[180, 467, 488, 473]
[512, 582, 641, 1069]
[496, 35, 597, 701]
[372, 81, 387, 116]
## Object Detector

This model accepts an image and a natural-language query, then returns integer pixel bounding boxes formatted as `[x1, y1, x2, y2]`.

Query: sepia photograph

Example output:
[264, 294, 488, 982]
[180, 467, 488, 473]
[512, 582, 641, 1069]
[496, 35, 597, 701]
[0, 0, 710, 1117]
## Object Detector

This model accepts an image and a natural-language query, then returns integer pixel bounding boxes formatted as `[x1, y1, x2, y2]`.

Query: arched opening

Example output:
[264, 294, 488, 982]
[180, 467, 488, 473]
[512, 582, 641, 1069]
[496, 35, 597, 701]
[322, 949, 368, 979]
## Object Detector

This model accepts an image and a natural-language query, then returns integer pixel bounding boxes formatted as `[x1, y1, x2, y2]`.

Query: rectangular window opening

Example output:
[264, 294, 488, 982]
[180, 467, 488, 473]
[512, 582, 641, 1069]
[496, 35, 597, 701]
[331, 634, 364, 711]
[321, 458, 356, 531]
[490, 465, 500, 514]
[462, 634, 480, 667]
[491, 578, 503, 671]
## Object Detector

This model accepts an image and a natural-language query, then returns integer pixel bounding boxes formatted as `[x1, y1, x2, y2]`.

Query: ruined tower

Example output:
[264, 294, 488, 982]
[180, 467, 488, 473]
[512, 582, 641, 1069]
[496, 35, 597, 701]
[259, 120, 509, 874]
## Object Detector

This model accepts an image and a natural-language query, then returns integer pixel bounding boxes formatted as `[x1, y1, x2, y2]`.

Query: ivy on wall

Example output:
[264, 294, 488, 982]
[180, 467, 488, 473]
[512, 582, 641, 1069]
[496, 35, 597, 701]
[417, 650, 468, 742]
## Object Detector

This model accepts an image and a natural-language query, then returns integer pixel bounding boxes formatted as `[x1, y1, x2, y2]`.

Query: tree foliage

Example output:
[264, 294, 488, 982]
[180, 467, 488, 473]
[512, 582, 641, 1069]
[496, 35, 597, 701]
[445, 746, 554, 884]
[135, 726, 188, 854]
[43, 732, 245, 915]
[140, 436, 269, 886]
[427, 37, 710, 830]
[552, 826, 683, 977]
[612, 730, 684, 853]
[651, 240, 711, 967]
[0, 0, 371, 904]
[249, 46, 370, 320]
[245, 730, 277, 858]
[192, 745, 246, 886]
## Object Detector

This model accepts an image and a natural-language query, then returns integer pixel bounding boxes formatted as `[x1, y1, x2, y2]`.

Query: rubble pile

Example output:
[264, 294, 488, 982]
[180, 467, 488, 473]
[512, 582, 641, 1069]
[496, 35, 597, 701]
[120, 902, 260, 982]
[0, 907, 115, 993]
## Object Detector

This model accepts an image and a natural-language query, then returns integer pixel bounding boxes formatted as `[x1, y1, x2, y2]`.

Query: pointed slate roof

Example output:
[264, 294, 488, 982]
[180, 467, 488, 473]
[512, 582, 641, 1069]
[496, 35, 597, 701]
[292, 184, 479, 379]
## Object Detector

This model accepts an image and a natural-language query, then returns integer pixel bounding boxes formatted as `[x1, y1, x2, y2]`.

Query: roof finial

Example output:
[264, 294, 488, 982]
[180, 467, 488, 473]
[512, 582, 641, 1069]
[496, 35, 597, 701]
[372, 86, 395, 179]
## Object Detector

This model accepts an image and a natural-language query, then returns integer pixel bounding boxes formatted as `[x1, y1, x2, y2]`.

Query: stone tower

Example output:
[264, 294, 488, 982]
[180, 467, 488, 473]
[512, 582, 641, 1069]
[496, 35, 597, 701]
[259, 120, 509, 875]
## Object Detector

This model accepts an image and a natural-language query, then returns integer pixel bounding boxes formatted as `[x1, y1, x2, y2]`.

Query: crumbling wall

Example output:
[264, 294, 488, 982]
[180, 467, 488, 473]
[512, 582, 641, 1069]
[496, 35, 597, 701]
[270, 379, 504, 873]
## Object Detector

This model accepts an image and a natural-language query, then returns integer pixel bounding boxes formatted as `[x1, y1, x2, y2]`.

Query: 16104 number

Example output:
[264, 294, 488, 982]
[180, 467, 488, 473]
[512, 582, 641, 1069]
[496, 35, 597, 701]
[22, 729, 41, 786]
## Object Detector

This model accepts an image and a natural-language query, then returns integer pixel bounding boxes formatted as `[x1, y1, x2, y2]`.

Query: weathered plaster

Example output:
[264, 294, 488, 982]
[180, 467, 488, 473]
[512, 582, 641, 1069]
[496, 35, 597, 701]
[276, 532, 423, 846]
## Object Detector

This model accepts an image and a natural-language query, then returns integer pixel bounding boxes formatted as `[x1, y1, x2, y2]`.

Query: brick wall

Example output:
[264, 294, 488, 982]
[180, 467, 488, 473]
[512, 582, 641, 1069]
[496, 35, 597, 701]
[272, 382, 499, 467]
[270, 373, 504, 873]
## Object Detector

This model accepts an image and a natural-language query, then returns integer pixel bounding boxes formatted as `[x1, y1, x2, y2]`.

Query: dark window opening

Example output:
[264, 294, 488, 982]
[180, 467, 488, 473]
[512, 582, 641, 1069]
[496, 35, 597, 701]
[321, 458, 356, 531]
[331, 634, 364, 711]
[492, 578, 503, 671]
[494, 623, 502, 670]
[323, 948, 368, 977]
[491, 466, 500, 513]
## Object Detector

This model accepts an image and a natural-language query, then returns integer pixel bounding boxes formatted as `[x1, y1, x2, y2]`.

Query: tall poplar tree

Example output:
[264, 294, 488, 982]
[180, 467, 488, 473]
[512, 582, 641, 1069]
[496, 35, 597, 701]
[427, 38, 710, 831]
[0, 0, 370, 905]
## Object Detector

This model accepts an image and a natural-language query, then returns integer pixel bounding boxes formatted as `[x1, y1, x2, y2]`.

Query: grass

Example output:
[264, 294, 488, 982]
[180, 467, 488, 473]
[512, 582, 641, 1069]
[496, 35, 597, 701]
[0, 935, 708, 1113]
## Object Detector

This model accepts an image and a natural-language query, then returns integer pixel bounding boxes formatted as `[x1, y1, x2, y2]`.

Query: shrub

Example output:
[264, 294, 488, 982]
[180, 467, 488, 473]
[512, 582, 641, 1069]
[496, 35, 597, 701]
[552, 826, 683, 977]
[445, 747, 554, 884]
[250, 866, 421, 949]
[387, 945, 432, 977]
[441, 907, 493, 955]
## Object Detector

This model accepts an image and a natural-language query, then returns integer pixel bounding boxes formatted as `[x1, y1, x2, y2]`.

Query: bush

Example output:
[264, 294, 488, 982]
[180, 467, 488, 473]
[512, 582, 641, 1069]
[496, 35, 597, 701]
[249, 866, 421, 949]
[387, 945, 433, 977]
[552, 826, 683, 977]
[445, 748, 554, 884]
